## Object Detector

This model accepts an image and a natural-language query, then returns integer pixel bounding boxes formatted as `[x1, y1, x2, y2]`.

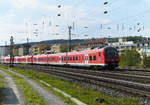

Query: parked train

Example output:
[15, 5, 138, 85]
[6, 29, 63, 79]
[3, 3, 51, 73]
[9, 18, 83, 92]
[1, 47, 119, 69]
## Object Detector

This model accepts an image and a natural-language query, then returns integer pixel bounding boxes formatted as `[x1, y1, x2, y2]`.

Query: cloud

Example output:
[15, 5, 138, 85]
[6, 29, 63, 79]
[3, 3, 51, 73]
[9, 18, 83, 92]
[11, 0, 40, 8]
[0, 0, 112, 45]
[144, 0, 150, 2]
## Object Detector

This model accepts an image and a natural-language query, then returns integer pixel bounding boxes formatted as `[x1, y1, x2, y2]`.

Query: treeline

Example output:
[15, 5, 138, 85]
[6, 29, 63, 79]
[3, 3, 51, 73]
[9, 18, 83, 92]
[119, 49, 150, 68]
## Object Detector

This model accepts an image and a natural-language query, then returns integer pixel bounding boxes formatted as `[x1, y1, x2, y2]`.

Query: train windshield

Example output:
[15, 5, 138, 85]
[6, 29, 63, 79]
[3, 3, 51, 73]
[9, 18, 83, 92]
[105, 47, 118, 59]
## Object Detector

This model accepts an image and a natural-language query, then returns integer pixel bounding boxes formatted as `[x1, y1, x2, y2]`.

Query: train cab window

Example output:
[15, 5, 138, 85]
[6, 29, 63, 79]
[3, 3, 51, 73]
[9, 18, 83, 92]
[93, 55, 96, 61]
[89, 56, 92, 61]
[99, 52, 101, 57]
[76, 56, 78, 61]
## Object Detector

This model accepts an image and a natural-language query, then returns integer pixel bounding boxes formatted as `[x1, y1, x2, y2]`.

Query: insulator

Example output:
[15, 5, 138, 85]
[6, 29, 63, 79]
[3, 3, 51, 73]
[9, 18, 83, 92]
[58, 14, 61, 16]
[104, 2, 108, 5]
[104, 11, 108, 14]
[58, 5, 61, 8]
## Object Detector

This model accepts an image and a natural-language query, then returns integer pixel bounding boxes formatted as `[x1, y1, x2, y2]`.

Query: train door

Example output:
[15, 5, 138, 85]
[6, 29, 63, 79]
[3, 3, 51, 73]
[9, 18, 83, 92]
[85, 53, 88, 64]
[59, 56, 61, 64]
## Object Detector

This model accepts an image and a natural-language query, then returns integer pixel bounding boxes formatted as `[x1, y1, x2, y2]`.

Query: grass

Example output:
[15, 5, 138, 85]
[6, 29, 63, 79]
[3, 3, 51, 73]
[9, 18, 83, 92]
[0, 65, 141, 105]
[2, 69, 48, 105]
[0, 74, 5, 105]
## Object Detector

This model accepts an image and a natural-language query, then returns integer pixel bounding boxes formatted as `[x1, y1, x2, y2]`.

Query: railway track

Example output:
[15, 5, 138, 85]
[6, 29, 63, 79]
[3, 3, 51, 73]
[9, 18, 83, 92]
[17, 64, 150, 84]
[3, 64, 150, 98]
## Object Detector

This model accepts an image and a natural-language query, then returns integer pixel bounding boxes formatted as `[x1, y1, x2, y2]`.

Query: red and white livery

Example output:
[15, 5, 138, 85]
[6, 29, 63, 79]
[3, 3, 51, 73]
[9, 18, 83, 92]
[1, 47, 119, 69]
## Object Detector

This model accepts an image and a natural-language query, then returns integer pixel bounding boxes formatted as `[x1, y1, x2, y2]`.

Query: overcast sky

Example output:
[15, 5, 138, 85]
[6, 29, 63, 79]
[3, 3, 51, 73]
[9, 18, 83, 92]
[0, 0, 150, 45]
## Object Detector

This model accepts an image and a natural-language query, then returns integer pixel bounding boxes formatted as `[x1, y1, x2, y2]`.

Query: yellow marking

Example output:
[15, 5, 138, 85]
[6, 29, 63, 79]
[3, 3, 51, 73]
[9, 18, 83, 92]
[89, 51, 97, 54]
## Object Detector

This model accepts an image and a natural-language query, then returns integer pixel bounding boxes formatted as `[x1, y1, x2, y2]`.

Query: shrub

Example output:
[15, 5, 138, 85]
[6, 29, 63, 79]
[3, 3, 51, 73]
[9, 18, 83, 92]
[119, 49, 141, 67]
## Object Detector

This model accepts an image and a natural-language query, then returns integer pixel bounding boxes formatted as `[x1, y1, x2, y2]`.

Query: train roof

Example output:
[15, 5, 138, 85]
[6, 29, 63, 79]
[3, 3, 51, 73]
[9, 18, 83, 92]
[2, 47, 116, 58]
[35, 48, 105, 57]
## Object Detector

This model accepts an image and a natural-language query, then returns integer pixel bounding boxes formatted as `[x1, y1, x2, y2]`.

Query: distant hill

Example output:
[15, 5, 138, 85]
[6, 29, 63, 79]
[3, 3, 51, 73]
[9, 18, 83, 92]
[5, 36, 150, 47]
[39, 39, 88, 45]
[3, 39, 89, 47]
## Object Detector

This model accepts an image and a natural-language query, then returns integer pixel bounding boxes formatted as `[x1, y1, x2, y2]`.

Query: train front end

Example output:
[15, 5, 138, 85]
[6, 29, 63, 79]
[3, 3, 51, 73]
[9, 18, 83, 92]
[104, 47, 119, 69]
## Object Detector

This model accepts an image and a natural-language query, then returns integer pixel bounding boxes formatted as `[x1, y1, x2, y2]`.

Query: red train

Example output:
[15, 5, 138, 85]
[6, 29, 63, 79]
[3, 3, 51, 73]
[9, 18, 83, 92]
[1, 47, 119, 69]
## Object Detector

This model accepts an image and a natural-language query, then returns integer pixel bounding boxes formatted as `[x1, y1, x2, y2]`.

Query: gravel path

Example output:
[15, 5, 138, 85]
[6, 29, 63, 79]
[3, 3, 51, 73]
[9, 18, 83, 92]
[0, 70, 24, 105]
[6, 69, 68, 105]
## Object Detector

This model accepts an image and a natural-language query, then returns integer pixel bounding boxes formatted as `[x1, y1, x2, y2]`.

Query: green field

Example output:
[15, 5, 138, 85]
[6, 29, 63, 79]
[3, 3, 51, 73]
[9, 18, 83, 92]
[3, 70, 48, 105]
[0, 65, 141, 105]
[0, 74, 5, 105]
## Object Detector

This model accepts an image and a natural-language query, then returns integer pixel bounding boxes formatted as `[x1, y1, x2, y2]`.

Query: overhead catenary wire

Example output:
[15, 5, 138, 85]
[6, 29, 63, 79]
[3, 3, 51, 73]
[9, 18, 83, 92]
[53, 0, 149, 38]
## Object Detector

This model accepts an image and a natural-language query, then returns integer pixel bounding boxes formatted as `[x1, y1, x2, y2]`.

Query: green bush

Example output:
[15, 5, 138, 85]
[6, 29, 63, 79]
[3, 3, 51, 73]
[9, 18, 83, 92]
[143, 55, 150, 68]
[119, 49, 141, 67]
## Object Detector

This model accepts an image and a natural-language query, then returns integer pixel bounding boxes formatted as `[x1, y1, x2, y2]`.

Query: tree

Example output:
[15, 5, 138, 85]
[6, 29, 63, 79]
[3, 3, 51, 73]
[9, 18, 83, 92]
[119, 49, 141, 67]
[123, 36, 144, 43]
[60, 45, 68, 52]
[143, 55, 150, 68]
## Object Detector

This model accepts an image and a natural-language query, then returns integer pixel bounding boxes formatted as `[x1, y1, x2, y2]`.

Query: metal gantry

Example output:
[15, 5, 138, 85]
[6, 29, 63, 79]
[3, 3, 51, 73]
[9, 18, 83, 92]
[10, 36, 14, 68]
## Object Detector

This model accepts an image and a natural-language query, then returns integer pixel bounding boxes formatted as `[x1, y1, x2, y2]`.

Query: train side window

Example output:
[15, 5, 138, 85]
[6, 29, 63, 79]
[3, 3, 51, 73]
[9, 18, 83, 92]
[73, 56, 75, 61]
[70, 57, 72, 61]
[76, 56, 78, 61]
[34, 58, 37, 61]
[45, 58, 47, 61]
[99, 52, 101, 57]
[65, 57, 67, 61]
[89, 56, 92, 61]
[93, 55, 96, 61]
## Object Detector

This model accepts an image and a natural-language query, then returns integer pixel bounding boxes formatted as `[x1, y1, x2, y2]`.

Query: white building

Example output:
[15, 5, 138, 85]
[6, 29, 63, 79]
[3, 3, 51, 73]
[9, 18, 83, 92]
[108, 38, 136, 53]
[137, 48, 150, 57]
[0, 46, 9, 57]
